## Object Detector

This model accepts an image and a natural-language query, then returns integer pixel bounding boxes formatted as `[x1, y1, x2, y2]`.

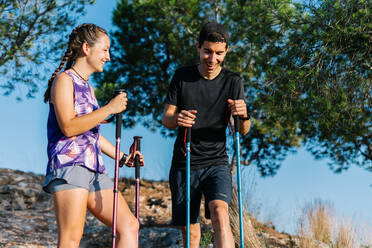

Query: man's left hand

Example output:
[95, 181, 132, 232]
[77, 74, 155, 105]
[227, 99, 248, 119]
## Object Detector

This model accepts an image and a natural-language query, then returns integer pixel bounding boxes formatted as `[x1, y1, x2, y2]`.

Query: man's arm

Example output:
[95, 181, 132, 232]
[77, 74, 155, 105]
[162, 104, 179, 129]
[228, 99, 251, 136]
[239, 118, 251, 136]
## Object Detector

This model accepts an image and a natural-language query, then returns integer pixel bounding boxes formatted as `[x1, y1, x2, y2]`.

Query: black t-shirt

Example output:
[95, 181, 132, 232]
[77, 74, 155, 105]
[165, 65, 245, 169]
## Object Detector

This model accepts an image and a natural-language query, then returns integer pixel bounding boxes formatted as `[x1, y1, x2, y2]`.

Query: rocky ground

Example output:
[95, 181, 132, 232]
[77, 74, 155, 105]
[0, 168, 327, 247]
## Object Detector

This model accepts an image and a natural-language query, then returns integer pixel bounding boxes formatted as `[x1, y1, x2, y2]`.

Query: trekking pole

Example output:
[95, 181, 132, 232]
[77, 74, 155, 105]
[185, 127, 191, 248]
[233, 115, 245, 248]
[133, 136, 142, 220]
[112, 89, 125, 248]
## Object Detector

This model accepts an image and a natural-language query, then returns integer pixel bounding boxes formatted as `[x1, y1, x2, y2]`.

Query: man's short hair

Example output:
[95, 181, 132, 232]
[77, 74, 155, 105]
[198, 22, 229, 47]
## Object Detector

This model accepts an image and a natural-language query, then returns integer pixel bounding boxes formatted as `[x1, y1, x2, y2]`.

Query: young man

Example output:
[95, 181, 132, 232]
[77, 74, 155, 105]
[162, 22, 251, 247]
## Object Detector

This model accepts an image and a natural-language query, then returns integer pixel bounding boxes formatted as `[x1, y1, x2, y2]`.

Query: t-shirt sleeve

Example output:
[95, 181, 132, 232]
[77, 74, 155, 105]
[231, 76, 245, 100]
[165, 70, 180, 106]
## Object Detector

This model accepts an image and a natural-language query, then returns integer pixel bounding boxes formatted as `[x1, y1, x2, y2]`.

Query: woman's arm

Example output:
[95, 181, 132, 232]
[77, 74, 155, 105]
[51, 72, 127, 137]
[99, 134, 124, 160]
[99, 134, 144, 166]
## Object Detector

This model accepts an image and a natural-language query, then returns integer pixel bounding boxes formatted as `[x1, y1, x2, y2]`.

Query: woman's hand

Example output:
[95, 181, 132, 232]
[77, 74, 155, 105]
[124, 151, 145, 167]
[107, 92, 127, 114]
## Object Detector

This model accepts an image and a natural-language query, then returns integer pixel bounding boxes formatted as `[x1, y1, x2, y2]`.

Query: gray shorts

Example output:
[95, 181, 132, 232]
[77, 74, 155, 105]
[43, 164, 114, 194]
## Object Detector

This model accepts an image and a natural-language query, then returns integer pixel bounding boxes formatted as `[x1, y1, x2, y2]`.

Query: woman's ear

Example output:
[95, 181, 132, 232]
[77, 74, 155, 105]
[81, 42, 90, 56]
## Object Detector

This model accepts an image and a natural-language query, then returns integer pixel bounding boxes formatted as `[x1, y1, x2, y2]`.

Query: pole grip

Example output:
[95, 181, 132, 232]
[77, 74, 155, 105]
[186, 127, 191, 143]
[233, 115, 240, 133]
[114, 89, 126, 139]
[116, 114, 122, 138]
[134, 136, 142, 179]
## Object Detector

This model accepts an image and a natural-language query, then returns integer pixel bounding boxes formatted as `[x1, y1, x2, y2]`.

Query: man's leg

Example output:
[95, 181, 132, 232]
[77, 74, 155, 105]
[169, 165, 203, 248]
[180, 223, 201, 248]
[208, 199, 234, 248]
[203, 165, 234, 248]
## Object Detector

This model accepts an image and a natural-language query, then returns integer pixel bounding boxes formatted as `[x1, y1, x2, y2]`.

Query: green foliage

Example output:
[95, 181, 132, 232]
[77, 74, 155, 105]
[96, 0, 371, 175]
[94, 0, 217, 135]
[199, 228, 213, 247]
[0, 0, 95, 98]
[266, 0, 372, 172]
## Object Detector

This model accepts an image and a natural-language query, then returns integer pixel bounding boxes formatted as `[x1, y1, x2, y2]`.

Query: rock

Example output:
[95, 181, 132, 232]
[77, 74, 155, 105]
[139, 227, 183, 247]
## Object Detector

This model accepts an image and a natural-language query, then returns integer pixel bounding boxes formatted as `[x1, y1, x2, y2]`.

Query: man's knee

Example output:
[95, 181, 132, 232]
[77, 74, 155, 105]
[209, 200, 230, 225]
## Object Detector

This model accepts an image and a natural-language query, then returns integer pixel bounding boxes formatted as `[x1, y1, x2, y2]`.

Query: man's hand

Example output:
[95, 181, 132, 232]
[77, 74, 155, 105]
[227, 99, 248, 118]
[176, 110, 197, 127]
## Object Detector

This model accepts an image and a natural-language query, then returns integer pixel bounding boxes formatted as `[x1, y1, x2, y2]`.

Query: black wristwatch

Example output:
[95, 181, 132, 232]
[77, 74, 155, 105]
[239, 113, 250, 121]
[119, 153, 129, 167]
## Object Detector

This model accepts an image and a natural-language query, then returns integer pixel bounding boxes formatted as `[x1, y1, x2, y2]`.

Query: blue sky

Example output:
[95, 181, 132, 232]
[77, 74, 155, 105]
[1, 0, 371, 237]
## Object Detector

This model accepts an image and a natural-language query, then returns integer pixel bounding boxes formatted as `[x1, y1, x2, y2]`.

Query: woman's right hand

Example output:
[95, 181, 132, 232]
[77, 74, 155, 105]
[108, 92, 127, 114]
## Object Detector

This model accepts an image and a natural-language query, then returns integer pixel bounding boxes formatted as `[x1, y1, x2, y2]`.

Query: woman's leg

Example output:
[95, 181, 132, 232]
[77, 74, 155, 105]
[87, 189, 139, 248]
[53, 188, 89, 248]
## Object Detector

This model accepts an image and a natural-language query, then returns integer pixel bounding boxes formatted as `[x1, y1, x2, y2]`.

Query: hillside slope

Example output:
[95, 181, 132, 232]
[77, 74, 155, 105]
[0, 168, 321, 247]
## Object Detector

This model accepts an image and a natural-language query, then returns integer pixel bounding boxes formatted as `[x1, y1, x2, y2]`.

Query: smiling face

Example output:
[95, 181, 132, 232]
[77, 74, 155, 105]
[197, 41, 228, 79]
[86, 34, 111, 72]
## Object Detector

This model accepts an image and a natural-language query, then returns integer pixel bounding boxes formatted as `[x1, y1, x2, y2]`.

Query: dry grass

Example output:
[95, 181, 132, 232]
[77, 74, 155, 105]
[229, 187, 262, 248]
[357, 221, 372, 247]
[297, 220, 314, 248]
[296, 198, 371, 248]
[333, 220, 357, 248]
[297, 199, 333, 247]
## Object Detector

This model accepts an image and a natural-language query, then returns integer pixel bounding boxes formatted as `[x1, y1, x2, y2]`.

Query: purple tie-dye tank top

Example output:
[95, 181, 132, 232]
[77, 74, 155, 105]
[46, 70, 105, 175]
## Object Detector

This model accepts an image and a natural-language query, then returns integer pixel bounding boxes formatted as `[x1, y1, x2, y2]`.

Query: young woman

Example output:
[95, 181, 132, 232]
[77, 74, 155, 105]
[43, 23, 143, 248]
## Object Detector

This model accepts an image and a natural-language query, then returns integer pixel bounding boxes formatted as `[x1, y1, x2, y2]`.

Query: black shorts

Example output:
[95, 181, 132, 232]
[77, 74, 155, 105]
[169, 164, 232, 226]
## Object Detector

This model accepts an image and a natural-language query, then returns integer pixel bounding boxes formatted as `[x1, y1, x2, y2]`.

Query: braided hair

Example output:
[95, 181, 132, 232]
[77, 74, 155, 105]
[43, 23, 108, 103]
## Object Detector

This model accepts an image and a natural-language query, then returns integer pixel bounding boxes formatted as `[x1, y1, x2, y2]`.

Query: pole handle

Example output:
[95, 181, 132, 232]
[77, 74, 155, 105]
[134, 136, 142, 178]
[186, 127, 191, 142]
[116, 114, 122, 138]
[233, 115, 240, 133]
[114, 89, 126, 138]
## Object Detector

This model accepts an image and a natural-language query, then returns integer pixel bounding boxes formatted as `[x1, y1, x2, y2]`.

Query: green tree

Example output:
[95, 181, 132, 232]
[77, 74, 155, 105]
[0, 0, 95, 99]
[260, 0, 371, 172]
[96, 0, 371, 175]
[94, 0, 213, 135]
